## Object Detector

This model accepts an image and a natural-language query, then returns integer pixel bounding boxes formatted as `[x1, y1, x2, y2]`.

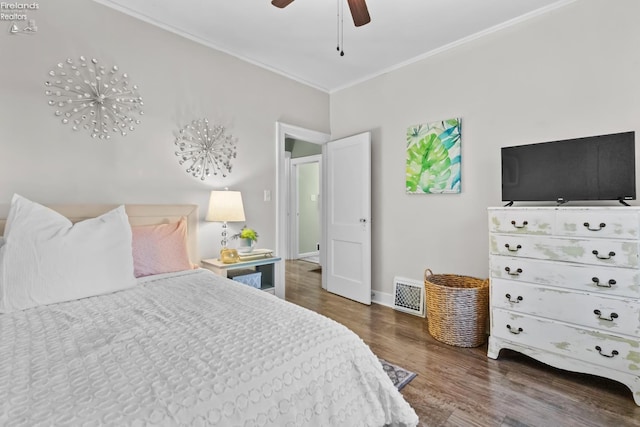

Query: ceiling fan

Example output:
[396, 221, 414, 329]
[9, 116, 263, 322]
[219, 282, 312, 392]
[271, 0, 371, 27]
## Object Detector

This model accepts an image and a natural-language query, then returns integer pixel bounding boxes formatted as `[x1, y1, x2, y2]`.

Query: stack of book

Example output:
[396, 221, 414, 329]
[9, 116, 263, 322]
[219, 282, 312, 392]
[238, 249, 274, 261]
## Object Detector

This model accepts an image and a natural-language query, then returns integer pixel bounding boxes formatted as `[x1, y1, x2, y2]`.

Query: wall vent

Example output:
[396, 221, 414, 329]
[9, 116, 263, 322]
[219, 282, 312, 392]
[392, 276, 425, 317]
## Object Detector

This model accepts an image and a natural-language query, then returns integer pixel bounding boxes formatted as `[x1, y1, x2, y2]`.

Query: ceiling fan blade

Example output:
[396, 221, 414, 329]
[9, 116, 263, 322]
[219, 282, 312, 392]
[271, 0, 294, 8]
[347, 0, 371, 27]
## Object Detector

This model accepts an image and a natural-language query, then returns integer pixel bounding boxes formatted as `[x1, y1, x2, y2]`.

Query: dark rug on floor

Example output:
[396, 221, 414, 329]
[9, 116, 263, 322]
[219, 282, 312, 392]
[379, 358, 417, 390]
[310, 267, 322, 273]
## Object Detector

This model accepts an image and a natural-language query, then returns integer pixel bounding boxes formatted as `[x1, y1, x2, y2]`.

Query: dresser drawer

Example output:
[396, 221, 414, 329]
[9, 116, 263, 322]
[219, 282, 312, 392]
[489, 209, 554, 235]
[556, 210, 640, 239]
[491, 279, 640, 336]
[491, 309, 640, 375]
[490, 256, 640, 299]
[490, 234, 639, 268]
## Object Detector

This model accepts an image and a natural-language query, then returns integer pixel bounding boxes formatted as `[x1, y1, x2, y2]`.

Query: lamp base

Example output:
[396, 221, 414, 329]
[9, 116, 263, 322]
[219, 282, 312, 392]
[220, 248, 239, 264]
[220, 221, 229, 248]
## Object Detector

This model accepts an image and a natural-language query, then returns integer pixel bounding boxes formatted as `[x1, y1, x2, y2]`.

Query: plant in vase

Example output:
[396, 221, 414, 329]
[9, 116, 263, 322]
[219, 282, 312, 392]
[231, 226, 258, 253]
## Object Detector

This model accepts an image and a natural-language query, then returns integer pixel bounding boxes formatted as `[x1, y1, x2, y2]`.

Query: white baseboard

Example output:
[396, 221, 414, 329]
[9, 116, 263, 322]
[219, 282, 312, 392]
[371, 290, 394, 308]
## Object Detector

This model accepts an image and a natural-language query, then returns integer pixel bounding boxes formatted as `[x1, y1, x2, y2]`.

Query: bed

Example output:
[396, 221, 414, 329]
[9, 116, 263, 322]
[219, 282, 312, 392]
[0, 195, 418, 426]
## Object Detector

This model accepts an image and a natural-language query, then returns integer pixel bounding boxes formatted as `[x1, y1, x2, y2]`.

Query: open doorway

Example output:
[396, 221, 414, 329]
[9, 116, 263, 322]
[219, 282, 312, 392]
[275, 123, 330, 299]
[288, 148, 321, 264]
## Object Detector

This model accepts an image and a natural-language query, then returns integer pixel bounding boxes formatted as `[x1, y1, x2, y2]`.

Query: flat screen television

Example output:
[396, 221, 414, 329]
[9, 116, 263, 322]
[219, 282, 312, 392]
[501, 131, 636, 205]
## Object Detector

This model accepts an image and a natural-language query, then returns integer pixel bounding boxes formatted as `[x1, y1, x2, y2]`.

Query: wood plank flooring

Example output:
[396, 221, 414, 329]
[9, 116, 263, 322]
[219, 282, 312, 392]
[284, 260, 640, 427]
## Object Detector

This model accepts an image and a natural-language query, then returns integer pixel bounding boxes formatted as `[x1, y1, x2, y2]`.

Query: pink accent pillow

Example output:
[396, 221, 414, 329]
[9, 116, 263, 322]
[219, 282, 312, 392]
[131, 218, 194, 278]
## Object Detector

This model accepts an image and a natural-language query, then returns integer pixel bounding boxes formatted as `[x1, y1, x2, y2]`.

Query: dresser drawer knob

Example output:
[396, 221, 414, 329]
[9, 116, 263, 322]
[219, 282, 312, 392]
[511, 220, 528, 229]
[591, 277, 616, 288]
[505, 293, 523, 303]
[505, 267, 523, 276]
[595, 345, 619, 358]
[505, 244, 522, 252]
[506, 324, 523, 334]
[593, 309, 618, 321]
[592, 250, 615, 260]
[583, 222, 606, 231]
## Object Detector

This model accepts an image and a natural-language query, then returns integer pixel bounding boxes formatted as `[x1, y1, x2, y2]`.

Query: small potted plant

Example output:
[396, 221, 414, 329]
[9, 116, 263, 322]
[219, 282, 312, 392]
[232, 226, 258, 253]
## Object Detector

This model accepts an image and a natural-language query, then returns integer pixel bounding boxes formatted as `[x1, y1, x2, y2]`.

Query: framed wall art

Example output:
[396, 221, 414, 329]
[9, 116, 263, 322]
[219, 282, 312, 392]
[406, 117, 461, 194]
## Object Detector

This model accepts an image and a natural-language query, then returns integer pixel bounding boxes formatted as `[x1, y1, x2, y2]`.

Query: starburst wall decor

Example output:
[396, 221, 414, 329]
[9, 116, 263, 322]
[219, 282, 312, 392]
[45, 56, 144, 139]
[174, 119, 237, 180]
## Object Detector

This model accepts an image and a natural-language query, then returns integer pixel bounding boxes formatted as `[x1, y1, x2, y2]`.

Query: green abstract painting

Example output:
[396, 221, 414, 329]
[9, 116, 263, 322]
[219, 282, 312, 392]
[406, 118, 461, 194]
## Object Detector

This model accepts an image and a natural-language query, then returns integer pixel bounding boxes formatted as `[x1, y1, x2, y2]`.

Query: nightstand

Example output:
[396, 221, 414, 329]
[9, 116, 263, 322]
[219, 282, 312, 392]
[201, 255, 282, 294]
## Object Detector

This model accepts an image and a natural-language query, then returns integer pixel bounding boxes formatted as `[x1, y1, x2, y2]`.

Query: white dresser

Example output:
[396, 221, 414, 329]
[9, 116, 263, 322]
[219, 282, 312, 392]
[487, 206, 640, 406]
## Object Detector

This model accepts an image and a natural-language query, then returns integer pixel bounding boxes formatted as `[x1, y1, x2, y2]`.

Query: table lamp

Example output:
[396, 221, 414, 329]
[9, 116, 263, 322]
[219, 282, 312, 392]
[206, 190, 246, 251]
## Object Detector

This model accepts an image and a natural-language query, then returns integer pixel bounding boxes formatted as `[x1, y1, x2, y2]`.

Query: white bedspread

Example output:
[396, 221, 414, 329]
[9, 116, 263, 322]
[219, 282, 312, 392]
[0, 269, 418, 426]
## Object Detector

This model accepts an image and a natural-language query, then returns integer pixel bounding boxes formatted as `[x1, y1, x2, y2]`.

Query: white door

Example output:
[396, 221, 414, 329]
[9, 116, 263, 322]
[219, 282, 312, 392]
[324, 132, 371, 305]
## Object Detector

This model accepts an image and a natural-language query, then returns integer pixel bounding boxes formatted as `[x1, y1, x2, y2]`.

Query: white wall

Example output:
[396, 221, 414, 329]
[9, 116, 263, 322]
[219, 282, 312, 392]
[4, 0, 639, 301]
[0, 0, 329, 260]
[330, 0, 640, 297]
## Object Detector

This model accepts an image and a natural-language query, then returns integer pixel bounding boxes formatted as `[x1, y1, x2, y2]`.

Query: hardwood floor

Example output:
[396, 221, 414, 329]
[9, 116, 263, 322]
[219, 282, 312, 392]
[284, 260, 640, 427]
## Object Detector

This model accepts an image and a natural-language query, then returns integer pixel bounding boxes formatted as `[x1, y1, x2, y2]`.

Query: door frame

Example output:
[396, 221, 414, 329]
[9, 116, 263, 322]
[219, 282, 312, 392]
[275, 122, 330, 299]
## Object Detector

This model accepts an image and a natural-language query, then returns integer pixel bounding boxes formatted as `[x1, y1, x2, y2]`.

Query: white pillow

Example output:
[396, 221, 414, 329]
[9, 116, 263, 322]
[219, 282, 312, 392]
[0, 194, 136, 313]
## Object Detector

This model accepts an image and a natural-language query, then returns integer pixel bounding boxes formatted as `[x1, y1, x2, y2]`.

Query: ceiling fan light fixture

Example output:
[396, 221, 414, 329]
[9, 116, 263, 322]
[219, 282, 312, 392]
[270, 0, 371, 27]
[270, 0, 370, 56]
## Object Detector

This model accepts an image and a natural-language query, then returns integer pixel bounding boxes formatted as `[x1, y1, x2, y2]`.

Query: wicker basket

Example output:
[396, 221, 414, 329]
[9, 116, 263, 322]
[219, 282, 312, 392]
[424, 269, 489, 348]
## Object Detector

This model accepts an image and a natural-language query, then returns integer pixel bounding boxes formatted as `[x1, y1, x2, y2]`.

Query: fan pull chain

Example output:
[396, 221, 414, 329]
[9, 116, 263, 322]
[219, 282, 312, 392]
[336, 0, 340, 53]
[337, 0, 344, 56]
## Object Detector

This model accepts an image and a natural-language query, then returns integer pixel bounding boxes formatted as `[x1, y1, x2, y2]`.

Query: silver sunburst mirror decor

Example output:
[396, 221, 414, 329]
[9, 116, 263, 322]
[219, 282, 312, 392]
[174, 119, 237, 180]
[45, 56, 143, 139]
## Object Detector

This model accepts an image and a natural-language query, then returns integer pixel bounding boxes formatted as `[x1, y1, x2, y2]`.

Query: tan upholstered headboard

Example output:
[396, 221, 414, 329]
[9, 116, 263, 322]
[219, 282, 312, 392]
[0, 204, 200, 265]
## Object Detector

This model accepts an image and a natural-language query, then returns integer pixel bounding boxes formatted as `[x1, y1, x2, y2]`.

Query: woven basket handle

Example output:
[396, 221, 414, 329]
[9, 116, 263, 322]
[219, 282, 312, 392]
[424, 269, 433, 280]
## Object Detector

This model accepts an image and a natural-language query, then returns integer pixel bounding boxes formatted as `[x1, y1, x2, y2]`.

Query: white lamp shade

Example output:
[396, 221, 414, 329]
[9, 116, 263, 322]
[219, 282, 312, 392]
[206, 190, 246, 222]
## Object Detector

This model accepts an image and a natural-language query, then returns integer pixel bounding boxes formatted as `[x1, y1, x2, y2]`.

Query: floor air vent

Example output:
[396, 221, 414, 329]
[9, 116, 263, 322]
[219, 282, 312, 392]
[392, 276, 425, 317]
